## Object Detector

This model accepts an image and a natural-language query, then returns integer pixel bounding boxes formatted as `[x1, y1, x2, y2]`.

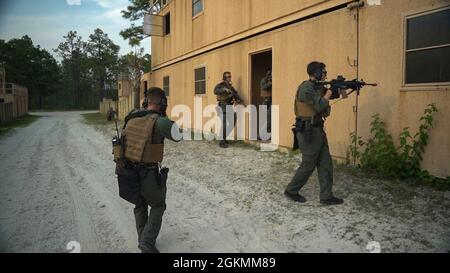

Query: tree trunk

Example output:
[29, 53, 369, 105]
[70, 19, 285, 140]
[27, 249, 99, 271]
[100, 76, 105, 100]
[133, 89, 139, 109]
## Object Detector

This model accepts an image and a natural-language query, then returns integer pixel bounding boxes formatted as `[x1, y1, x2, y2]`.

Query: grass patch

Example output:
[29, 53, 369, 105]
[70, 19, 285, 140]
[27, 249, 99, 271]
[82, 112, 110, 126]
[0, 115, 41, 139]
[335, 162, 450, 191]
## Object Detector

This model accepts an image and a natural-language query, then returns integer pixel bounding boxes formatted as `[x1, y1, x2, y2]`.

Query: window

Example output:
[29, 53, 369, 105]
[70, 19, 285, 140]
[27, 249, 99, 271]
[163, 12, 171, 36]
[405, 7, 450, 84]
[163, 76, 170, 96]
[194, 67, 206, 95]
[192, 0, 203, 17]
[144, 81, 148, 91]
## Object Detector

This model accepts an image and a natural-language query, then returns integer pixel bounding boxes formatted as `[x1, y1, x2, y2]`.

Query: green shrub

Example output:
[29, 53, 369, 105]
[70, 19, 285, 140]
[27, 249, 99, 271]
[349, 103, 444, 183]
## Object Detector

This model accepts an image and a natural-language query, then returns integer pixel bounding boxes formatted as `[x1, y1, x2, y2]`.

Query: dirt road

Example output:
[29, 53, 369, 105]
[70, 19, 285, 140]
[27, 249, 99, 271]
[0, 111, 449, 253]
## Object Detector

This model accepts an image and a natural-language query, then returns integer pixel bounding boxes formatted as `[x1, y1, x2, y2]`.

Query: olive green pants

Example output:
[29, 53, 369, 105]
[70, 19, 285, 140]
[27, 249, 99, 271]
[134, 169, 167, 247]
[286, 127, 334, 200]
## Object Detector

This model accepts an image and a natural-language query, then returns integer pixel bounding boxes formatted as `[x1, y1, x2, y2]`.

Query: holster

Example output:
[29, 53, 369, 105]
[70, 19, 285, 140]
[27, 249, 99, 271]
[303, 121, 313, 144]
[292, 126, 299, 151]
[140, 166, 169, 206]
[294, 118, 313, 145]
[156, 167, 169, 187]
[294, 118, 305, 133]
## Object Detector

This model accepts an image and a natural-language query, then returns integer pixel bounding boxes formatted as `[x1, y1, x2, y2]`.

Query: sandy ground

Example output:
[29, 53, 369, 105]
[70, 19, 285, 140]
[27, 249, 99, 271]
[0, 111, 449, 253]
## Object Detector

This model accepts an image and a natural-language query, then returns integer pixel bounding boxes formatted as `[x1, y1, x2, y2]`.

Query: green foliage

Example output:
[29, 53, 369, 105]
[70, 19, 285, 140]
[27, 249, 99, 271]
[86, 28, 121, 100]
[52, 30, 121, 109]
[3, 30, 149, 110]
[0, 115, 40, 139]
[0, 36, 60, 109]
[120, 0, 151, 46]
[82, 112, 110, 126]
[54, 31, 89, 109]
[360, 114, 400, 176]
[346, 131, 365, 165]
[118, 48, 152, 109]
[350, 104, 443, 184]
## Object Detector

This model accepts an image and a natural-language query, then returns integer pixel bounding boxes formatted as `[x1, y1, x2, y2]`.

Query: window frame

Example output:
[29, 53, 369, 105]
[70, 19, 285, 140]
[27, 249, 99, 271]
[163, 12, 171, 36]
[402, 5, 450, 88]
[163, 75, 170, 97]
[194, 65, 207, 96]
[192, 0, 204, 18]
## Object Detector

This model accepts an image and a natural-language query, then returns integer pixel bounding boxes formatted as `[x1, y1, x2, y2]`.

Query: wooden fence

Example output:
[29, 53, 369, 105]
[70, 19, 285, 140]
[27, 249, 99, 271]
[99, 99, 118, 116]
[0, 102, 13, 125]
[117, 96, 134, 121]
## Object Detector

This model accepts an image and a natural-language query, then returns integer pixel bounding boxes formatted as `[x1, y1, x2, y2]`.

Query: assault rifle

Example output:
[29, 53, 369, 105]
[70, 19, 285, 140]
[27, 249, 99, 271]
[318, 75, 377, 100]
[230, 89, 245, 105]
[224, 87, 245, 106]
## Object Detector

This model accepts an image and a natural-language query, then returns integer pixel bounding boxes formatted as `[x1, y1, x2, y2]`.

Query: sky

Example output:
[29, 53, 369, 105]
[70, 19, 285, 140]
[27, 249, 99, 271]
[0, 0, 151, 60]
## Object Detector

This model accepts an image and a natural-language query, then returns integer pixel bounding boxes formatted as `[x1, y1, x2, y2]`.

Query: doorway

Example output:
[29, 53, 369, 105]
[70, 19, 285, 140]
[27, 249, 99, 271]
[250, 49, 272, 140]
[250, 50, 272, 106]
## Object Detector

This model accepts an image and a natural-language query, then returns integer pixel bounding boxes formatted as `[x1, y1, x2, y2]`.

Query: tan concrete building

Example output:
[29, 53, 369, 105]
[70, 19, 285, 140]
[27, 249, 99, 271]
[145, 0, 450, 178]
[116, 74, 133, 120]
[141, 72, 152, 104]
[108, 72, 152, 120]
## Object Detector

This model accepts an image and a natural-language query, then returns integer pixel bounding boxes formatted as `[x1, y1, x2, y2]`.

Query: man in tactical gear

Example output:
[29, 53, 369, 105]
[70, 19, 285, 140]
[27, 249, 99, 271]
[260, 70, 272, 135]
[285, 62, 344, 206]
[214, 72, 242, 148]
[115, 87, 181, 253]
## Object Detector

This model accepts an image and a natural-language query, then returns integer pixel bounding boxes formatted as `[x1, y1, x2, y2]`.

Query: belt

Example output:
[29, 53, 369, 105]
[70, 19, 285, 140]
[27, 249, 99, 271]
[123, 160, 159, 169]
[296, 117, 324, 128]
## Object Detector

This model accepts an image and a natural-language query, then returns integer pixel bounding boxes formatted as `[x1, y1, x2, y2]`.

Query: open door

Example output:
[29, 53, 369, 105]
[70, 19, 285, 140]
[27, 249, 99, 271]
[250, 49, 272, 139]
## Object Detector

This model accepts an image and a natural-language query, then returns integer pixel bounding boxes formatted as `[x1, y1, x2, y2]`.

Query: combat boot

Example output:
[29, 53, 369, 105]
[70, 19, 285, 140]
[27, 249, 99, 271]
[219, 141, 229, 148]
[284, 191, 306, 203]
[139, 243, 160, 253]
[320, 196, 344, 206]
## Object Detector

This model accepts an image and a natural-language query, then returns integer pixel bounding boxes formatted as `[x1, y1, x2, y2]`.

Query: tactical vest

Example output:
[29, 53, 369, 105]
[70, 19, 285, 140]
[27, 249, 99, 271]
[215, 83, 233, 103]
[294, 99, 316, 118]
[294, 81, 328, 118]
[122, 113, 164, 164]
[261, 89, 272, 98]
[216, 92, 231, 103]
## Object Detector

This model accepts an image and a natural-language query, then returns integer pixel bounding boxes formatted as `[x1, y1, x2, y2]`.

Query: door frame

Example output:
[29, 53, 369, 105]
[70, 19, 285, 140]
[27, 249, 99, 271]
[247, 47, 273, 106]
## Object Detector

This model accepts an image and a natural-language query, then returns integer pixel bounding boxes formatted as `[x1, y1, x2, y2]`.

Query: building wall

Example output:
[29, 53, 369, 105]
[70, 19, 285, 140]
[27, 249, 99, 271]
[140, 72, 152, 106]
[1, 84, 28, 118]
[117, 96, 134, 121]
[118, 79, 132, 98]
[99, 98, 118, 116]
[152, 0, 350, 67]
[150, 0, 450, 178]
[356, 0, 450, 178]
